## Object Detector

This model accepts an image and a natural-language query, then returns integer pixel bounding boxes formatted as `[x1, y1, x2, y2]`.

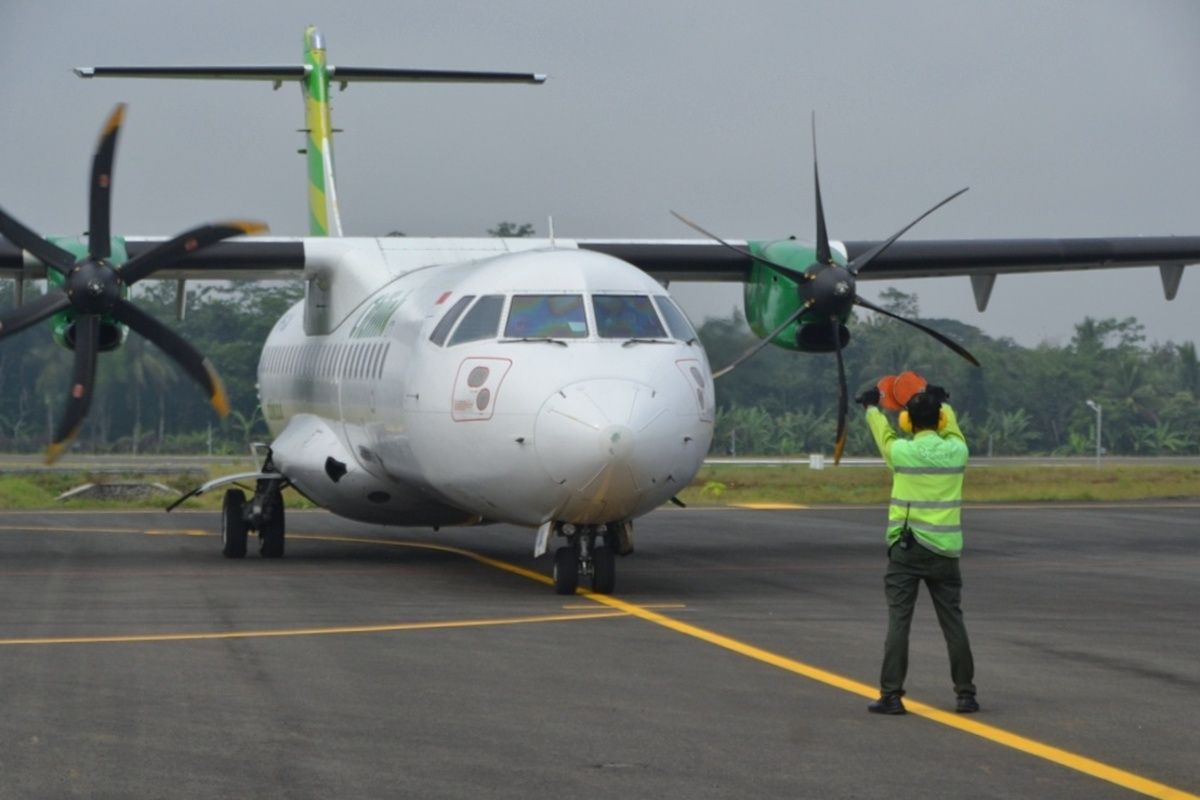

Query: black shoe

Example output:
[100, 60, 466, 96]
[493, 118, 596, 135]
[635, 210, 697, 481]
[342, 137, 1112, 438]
[956, 693, 980, 713]
[867, 694, 906, 715]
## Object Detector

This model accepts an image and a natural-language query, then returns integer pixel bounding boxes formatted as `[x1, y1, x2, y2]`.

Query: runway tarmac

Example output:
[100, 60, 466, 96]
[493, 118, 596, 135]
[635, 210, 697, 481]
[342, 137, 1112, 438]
[0, 504, 1196, 799]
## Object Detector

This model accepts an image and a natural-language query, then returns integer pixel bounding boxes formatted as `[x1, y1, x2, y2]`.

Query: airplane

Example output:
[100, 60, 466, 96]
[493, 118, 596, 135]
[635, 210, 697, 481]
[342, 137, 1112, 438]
[2, 27, 1198, 595]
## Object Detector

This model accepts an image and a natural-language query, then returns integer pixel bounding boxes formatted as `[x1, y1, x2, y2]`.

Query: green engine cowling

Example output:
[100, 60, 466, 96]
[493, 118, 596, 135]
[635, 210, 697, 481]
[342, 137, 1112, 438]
[743, 239, 851, 353]
[46, 236, 130, 352]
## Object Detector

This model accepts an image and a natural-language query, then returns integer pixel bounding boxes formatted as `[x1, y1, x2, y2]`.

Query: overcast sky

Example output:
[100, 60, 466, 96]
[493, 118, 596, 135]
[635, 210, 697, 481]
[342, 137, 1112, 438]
[2, 0, 1198, 349]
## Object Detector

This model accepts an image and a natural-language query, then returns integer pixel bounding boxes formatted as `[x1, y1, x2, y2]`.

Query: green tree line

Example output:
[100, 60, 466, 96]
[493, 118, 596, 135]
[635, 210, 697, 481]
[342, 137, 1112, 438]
[0, 283, 1195, 457]
[0, 281, 302, 455]
[701, 289, 1198, 457]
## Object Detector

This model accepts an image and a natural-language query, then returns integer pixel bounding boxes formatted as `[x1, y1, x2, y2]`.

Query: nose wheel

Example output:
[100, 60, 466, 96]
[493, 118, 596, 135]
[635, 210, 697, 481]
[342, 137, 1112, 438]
[218, 453, 287, 559]
[551, 525, 619, 595]
[552, 547, 579, 595]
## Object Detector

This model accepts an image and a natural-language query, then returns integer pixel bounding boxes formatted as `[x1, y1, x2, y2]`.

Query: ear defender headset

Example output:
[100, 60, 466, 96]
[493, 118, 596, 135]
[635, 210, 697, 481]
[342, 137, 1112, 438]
[899, 392, 948, 434]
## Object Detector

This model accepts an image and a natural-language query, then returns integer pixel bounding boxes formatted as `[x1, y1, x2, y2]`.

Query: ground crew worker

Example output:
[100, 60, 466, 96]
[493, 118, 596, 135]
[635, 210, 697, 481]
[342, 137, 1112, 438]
[856, 381, 979, 715]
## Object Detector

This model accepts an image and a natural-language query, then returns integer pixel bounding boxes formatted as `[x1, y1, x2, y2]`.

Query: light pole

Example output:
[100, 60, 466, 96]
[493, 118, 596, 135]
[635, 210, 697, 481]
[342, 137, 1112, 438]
[1085, 400, 1102, 465]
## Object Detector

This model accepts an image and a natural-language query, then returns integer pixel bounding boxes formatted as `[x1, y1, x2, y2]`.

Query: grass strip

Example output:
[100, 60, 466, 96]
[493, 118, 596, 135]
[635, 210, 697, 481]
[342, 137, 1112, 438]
[0, 462, 1195, 511]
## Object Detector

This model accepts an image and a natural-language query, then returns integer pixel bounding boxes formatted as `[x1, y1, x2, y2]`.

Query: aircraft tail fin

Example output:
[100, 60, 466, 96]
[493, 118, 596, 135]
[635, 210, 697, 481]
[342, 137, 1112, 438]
[301, 26, 341, 236]
[76, 25, 546, 237]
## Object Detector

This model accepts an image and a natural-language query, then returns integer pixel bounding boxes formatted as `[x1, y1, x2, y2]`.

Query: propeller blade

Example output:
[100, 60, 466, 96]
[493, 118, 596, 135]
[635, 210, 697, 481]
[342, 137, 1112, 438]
[45, 315, 100, 464]
[119, 221, 268, 285]
[670, 210, 813, 284]
[712, 299, 815, 379]
[812, 115, 833, 267]
[0, 205, 77, 273]
[0, 290, 71, 340]
[832, 317, 849, 464]
[846, 187, 968, 275]
[88, 104, 126, 261]
[108, 298, 230, 417]
[855, 296, 981, 366]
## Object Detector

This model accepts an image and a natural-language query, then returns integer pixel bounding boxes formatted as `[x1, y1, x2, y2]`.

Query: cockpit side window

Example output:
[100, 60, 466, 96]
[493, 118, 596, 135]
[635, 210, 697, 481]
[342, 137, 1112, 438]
[653, 295, 698, 342]
[505, 294, 588, 338]
[593, 295, 667, 338]
[449, 295, 506, 345]
[429, 295, 475, 346]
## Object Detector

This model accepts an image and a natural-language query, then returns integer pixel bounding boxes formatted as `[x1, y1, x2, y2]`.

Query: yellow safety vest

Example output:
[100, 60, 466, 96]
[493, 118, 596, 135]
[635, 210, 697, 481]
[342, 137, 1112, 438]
[866, 404, 968, 557]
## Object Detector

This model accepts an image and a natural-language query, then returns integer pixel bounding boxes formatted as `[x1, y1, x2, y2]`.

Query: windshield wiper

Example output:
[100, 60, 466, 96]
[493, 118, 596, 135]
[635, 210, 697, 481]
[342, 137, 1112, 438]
[500, 337, 568, 347]
[621, 338, 673, 347]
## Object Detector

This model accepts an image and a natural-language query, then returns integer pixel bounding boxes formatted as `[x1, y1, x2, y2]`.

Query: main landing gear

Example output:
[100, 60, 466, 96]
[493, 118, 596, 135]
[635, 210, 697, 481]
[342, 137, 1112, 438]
[551, 522, 631, 595]
[221, 462, 287, 559]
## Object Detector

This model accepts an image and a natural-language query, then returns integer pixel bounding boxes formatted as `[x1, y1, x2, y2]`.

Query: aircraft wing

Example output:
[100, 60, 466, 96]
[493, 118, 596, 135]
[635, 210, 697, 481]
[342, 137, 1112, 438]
[4, 234, 1196, 307]
[0, 238, 305, 282]
[576, 236, 1200, 308]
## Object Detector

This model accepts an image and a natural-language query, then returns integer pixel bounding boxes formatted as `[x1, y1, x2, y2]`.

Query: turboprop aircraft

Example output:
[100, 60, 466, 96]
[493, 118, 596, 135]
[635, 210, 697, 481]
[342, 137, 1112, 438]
[2, 28, 1198, 594]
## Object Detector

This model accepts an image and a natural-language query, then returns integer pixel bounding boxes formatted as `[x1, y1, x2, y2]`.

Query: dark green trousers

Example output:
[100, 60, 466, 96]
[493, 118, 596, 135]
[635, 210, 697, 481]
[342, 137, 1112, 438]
[881, 542, 976, 696]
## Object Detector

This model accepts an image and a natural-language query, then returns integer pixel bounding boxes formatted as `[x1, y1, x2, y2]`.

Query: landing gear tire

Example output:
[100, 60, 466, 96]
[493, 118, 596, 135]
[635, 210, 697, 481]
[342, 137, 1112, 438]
[591, 542, 616, 594]
[553, 547, 579, 595]
[259, 497, 285, 559]
[221, 489, 247, 559]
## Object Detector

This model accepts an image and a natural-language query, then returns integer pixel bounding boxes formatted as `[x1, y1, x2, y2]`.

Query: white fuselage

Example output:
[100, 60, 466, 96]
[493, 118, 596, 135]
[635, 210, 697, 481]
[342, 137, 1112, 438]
[256, 241, 714, 529]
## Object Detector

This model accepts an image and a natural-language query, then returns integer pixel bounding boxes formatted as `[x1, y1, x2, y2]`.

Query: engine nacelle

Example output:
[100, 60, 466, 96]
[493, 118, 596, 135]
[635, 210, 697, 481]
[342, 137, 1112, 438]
[45, 235, 130, 352]
[796, 322, 850, 353]
[53, 313, 127, 352]
[742, 238, 852, 353]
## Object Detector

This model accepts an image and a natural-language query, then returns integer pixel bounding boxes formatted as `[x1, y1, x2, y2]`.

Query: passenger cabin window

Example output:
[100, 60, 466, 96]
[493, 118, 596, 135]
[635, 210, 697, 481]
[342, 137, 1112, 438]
[449, 295, 505, 345]
[593, 295, 667, 339]
[653, 295, 698, 342]
[429, 295, 474, 346]
[505, 295, 588, 338]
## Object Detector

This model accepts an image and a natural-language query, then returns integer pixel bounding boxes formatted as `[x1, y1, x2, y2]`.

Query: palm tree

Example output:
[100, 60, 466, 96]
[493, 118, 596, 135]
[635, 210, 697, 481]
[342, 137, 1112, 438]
[981, 408, 1038, 455]
[31, 338, 73, 449]
[122, 333, 176, 453]
[1132, 421, 1188, 455]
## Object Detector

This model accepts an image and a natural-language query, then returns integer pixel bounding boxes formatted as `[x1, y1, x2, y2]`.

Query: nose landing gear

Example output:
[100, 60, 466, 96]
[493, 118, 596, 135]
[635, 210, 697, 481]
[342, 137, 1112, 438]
[550, 522, 630, 595]
[219, 454, 288, 559]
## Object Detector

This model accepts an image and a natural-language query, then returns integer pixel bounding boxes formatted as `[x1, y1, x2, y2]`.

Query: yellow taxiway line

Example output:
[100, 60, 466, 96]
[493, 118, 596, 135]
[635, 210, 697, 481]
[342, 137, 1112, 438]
[0, 609, 628, 646]
[730, 502, 809, 510]
[0, 522, 1196, 799]
[299, 532, 1199, 800]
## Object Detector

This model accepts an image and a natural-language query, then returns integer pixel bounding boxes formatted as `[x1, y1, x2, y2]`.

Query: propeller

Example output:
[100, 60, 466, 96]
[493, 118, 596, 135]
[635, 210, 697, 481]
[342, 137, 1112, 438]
[0, 104, 266, 463]
[711, 298, 815, 379]
[675, 118, 979, 464]
[670, 210, 814, 285]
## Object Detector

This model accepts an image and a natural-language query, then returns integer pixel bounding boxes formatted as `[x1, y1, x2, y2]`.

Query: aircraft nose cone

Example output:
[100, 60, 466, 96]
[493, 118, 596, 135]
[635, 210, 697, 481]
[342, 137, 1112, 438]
[601, 424, 636, 462]
[535, 379, 674, 519]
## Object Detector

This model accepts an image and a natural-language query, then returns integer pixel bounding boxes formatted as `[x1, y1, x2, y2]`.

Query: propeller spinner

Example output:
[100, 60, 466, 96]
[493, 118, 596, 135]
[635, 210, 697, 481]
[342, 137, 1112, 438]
[672, 120, 979, 464]
[0, 104, 266, 463]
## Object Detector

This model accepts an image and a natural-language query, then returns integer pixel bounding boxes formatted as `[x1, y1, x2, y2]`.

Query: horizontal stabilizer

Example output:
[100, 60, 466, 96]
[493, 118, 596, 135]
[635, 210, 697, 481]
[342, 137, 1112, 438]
[75, 65, 546, 86]
[328, 66, 546, 85]
[76, 66, 308, 82]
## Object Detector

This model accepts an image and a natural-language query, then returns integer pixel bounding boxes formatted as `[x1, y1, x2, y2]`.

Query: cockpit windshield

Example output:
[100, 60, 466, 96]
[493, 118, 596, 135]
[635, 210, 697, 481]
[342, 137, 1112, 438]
[429, 292, 693, 347]
[449, 294, 505, 345]
[652, 295, 698, 342]
[592, 295, 667, 339]
[505, 294, 588, 339]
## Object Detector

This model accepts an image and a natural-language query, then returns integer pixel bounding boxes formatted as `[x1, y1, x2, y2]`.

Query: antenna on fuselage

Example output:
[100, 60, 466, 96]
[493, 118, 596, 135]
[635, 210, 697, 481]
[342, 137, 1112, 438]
[548, 215, 556, 248]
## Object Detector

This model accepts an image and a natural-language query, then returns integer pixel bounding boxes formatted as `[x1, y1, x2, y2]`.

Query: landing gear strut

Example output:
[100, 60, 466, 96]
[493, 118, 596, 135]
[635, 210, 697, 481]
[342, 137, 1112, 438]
[551, 522, 627, 595]
[220, 453, 287, 559]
